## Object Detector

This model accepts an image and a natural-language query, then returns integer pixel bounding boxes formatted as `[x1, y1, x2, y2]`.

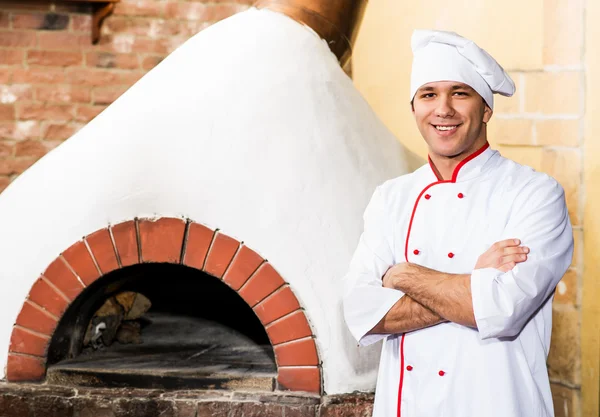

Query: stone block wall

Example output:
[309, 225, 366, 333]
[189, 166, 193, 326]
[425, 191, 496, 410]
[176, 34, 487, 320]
[0, 383, 375, 417]
[0, 0, 251, 192]
[482, 3, 584, 414]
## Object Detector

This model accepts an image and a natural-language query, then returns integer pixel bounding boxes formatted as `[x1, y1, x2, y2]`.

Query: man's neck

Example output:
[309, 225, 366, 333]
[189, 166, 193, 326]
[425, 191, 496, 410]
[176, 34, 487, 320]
[428, 140, 488, 181]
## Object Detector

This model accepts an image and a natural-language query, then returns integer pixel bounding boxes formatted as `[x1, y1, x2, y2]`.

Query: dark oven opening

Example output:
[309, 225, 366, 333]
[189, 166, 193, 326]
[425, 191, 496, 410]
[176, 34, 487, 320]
[46, 263, 276, 390]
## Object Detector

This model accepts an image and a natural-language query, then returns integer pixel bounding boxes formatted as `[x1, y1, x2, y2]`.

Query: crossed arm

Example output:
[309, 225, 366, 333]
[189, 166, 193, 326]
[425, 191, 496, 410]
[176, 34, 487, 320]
[367, 239, 529, 335]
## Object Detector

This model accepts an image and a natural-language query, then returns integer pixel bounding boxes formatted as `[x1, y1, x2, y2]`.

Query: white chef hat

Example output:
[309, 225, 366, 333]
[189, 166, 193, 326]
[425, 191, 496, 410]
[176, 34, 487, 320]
[410, 30, 515, 110]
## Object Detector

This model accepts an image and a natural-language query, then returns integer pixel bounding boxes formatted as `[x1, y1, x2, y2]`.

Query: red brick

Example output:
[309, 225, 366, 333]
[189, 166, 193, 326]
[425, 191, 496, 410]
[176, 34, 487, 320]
[40, 139, 62, 152]
[0, 70, 10, 84]
[0, 31, 36, 48]
[67, 68, 142, 87]
[0, 49, 24, 65]
[111, 220, 139, 267]
[253, 286, 300, 326]
[180, 20, 212, 37]
[28, 50, 83, 67]
[0, 2, 51, 11]
[12, 12, 69, 30]
[0, 156, 31, 174]
[99, 35, 169, 55]
[62, 241, 100, 286]
[9, 326, 50, 357]
[6, 353, 46, 382]
[53, 3, 90, 13]
[0, 176, 10, 192]
[277, 367, 321, 394]
[36, 85, 91, 103]
[0, 11, 8, 28]
[204, 232, 239, 278]
[86, 228, 119, 274]
[238, 263, 285, 307]
[114, 1, 164, 17]
[0, 105, 15, 120]
[105, 17, 153, 36]
[12, 68, 66, 84]
[43, 258, 84, 301]
[44, 123, 82, 140]
[70, 14, 91, 32]
[266, 310, 313, 345]
[164, 3, 245, 21]
[0, 141, 14, 157]
[223, 245, 263, 291]
[93, 86, 129, 104]
[274, 338, 319, 367]
[0, 84, 34, 103]
[75, 105, 106, 122]
[0, 121, 41, 140]
[142, 55, 164, 70]
[37, 32, 86, 50]
[149, 20, 182, 37]
[11, 12, 44, 29]
[15, 301, 58, 336]
[86, 51, 139, 69]
[139, 217, 186, 263]
[183, 222, 214, 271]
[17, 103, 76, 122]
[0, 157, 36, 175]
[14, 140, 48, 158]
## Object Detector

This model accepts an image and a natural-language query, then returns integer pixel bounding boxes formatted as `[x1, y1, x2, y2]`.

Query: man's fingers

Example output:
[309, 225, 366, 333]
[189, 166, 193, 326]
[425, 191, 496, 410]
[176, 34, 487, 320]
[498, 253, 528, 268]
[491, 239, 521, 251]
[501, 246, 530, 256]
[497, 261, 517, 272]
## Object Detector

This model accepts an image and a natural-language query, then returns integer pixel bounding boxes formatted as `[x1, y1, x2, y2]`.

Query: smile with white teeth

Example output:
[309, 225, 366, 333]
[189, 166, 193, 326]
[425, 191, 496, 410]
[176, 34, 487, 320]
[434, 125, 458, 131]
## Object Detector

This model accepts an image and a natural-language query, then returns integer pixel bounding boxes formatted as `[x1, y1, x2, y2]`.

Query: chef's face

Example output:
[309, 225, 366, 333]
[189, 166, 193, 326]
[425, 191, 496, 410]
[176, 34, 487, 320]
[412, 81, 492, 159]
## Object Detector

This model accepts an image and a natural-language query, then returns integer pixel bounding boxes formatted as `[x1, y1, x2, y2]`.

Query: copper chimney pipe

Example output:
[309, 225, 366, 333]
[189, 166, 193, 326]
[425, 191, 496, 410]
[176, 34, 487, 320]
[254, 0, 368, 66]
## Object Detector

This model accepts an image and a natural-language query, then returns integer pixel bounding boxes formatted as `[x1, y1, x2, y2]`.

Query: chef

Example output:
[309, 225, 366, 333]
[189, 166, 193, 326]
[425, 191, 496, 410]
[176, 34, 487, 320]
[343, 30, 574, 417]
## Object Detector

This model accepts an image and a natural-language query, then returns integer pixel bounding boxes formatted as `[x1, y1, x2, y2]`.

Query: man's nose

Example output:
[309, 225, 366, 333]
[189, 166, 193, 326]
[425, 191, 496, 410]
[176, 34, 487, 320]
[435, 96, 454, 118]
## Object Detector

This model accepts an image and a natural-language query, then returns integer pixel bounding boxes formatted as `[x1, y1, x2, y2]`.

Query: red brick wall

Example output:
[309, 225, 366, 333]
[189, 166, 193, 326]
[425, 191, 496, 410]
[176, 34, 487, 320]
[0, 0, 251, 192]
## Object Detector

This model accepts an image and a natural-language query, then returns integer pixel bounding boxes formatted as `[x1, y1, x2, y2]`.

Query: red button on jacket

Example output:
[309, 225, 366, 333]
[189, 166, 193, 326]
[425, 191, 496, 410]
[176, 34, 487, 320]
[413, 249, 420, 255]
[424, 194, 431, 200]
[458, 193, 464, 199]
[439, 370, 446, 376]
[406, 365, 413, 371]
[448, 252, 454, 258]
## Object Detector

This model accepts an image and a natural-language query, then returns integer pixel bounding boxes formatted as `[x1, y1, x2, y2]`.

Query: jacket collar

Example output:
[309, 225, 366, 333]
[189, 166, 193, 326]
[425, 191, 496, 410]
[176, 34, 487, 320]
[428, 143, 497, 183]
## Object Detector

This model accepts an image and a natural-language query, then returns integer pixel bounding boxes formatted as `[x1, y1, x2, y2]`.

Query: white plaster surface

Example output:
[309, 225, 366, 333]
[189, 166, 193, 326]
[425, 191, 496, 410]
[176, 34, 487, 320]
[0, 8, 409, 394]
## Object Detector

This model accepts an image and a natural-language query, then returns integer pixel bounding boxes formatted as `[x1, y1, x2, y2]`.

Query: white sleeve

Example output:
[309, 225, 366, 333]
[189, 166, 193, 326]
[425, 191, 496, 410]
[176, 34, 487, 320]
[342, 187, 403, 346]
[471, 179, 573, 340]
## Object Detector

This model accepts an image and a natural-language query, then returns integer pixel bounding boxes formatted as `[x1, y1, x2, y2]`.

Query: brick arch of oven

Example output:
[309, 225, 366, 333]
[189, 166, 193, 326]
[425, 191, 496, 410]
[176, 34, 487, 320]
[6, 217, 321, 394]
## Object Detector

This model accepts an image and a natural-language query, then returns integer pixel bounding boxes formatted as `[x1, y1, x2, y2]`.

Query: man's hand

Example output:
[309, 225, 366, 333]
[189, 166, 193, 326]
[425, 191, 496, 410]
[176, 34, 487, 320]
[383, 262, 414, 289]
[475, 239, 529, 272]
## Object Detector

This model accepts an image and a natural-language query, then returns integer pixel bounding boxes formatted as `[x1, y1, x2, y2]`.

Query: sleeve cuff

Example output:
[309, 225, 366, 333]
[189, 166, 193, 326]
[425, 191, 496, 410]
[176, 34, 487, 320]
[344, 287, 403, 346]
[471, 267, 505, 340]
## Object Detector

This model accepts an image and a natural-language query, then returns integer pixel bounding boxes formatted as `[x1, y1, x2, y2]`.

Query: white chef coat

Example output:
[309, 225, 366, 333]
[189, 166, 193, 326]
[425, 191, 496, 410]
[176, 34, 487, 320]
[343, 144, 573, 417]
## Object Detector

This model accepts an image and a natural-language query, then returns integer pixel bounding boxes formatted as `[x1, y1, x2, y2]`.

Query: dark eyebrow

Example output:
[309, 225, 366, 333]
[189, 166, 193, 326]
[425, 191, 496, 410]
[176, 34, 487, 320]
[451, 84, 475, 91]
[417, 86, 435, 93]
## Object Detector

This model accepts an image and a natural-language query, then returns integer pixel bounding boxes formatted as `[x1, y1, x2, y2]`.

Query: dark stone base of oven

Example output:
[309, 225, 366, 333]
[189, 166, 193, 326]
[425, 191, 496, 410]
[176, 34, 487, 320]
[0, 383, 374, 417]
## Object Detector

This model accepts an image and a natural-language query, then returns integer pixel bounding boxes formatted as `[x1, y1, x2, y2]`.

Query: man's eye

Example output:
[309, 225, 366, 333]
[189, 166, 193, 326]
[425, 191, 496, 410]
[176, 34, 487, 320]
[421, 93, 435, 98]
[453, 91, 468, 96]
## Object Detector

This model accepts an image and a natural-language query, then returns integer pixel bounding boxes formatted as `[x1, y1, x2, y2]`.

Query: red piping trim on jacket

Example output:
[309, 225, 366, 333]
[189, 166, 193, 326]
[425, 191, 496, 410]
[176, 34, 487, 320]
[397, 333, 405, 415]
[396, 142, 490, 417]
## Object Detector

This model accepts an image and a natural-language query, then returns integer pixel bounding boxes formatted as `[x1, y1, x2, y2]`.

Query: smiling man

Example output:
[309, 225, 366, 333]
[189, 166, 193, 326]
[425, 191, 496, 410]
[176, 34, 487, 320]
[343, 30, 573, 417]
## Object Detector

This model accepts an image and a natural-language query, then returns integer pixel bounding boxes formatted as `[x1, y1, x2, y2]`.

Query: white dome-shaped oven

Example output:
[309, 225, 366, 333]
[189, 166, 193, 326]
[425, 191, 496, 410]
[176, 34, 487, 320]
[0, 6, 410, 395]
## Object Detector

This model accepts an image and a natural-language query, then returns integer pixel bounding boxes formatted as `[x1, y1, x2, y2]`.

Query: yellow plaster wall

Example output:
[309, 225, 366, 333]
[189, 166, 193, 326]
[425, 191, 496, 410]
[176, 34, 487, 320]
[583, 0, 600, 414]
[353, 1, 594, 415]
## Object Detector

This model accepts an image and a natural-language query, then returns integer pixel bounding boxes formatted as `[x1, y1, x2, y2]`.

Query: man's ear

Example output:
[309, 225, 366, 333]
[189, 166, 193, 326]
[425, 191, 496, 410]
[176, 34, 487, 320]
[410, 100, 415, 114]
[483, 104, 493, 123]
